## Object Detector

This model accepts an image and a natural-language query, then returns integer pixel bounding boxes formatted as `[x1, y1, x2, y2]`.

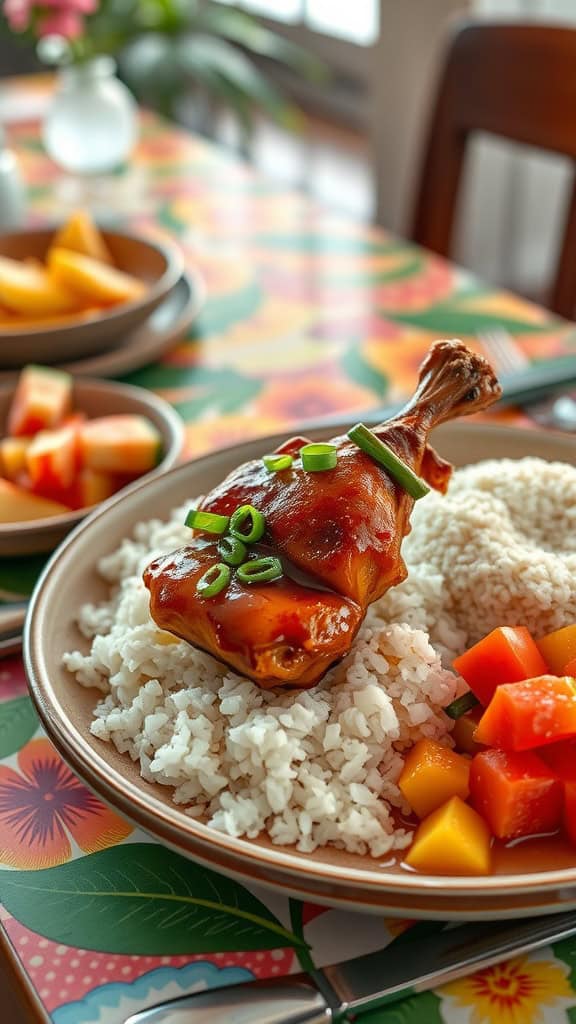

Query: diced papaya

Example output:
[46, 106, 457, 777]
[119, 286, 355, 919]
[451, 706, 486, 756]
[470, 748, 562, 840]
[452, 626, 549, 706]
[0, 436, 32, 481]
[48, 247, 145, 306]
[73, 468, 118, 508]
[398, 738, 470, 819]
[51, 210, 112, 265]
[79, 415, 162, 474]
[566, 657, 576, 677]
[404, 796, 491, 875]
[26, 424, 79, 495]
[474, 676, 576, 751]
[0, 478, 70, 521]
[536, 625, 576, 676]
[0, 255, 79, 316]
[8, 365, 72, 437]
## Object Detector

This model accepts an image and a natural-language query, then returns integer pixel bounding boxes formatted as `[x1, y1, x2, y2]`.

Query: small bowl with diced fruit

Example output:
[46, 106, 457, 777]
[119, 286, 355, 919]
[0, 365, 183, 555]
[0, 210, 183, 368]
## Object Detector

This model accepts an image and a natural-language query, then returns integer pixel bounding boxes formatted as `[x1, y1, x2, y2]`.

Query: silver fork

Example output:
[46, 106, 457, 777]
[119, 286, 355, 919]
[479, 327, 576, 430]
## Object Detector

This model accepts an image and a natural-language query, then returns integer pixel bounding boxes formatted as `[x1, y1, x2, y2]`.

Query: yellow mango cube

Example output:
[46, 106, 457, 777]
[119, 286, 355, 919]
[51, 210, 113, 265]
[48, 247, 145, 306]
[405, 796, 491, 875]
[398, 738, 470, 818]
[536, 624, 576, 675]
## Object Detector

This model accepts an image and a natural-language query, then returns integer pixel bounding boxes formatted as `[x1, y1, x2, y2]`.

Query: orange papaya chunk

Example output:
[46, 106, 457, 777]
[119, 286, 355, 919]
[0, 256, 79, 316]
[51, 210, 113, 265]
[48, 247, 145, 306]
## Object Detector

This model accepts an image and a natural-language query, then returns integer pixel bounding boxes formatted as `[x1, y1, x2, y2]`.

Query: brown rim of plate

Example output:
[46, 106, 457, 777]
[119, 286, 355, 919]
[24, 422, 576, 909]
[0, 228, 183, 338]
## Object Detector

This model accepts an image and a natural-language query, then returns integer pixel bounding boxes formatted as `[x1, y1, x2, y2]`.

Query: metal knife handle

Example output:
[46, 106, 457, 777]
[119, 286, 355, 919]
[123, 978, 332, 1024]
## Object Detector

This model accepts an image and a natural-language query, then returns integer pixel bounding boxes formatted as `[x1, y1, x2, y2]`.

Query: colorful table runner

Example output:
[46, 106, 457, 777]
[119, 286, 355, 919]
[2, 77, 576, 1024]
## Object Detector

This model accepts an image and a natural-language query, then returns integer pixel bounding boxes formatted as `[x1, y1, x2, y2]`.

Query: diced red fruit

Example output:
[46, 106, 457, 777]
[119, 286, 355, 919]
[7, 365, 72, 437]
[0, 478, 71, 522]
[79, 415, 162, 474]
[474, 676, 576, 751]
[534, 742, 576, 847]
[452, 626, 549, 707]
[470, 748, 562, 840]
[26, 424, 80, 495]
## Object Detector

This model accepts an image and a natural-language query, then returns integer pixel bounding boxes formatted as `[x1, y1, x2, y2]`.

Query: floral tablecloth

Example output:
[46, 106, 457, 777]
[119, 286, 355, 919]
[2, 77, 576, 1024]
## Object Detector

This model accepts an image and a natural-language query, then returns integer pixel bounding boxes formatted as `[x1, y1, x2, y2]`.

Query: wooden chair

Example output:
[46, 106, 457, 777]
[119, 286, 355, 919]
[410, 21, 576, 318]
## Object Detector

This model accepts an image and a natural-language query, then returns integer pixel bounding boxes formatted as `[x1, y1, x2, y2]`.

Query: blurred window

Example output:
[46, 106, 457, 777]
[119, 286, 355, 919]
[211, 0, 379, 45]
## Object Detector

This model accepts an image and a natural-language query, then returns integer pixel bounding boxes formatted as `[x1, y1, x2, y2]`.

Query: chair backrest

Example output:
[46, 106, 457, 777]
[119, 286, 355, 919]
[410, 21, 576, 318]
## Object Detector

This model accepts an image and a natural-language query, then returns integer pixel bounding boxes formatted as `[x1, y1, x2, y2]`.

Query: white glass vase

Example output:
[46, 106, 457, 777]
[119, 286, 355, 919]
[42, 57, 138, 175]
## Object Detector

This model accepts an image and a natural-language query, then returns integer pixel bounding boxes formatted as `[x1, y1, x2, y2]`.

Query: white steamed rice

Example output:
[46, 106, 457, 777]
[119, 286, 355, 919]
[63, 456, 576, 857]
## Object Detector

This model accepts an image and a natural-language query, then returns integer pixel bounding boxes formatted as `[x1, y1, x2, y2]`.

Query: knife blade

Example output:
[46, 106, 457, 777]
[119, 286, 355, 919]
[124, 908, 576, 1023]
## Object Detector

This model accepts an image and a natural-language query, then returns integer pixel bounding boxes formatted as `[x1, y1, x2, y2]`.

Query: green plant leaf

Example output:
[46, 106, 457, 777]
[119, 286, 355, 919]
[388, 305, 560, 335]
[0, 844, 307, 954]
[198, 5, 326, 81]
[0, 697, 38, 759]
[341, 345, 390, 397]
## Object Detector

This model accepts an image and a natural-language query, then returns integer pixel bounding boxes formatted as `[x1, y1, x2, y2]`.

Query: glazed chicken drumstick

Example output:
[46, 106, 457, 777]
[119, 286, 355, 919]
[144, 340, 501, 688]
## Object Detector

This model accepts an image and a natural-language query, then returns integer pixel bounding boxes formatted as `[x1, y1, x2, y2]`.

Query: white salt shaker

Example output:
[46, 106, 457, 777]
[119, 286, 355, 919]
[0, 124, 26, 231]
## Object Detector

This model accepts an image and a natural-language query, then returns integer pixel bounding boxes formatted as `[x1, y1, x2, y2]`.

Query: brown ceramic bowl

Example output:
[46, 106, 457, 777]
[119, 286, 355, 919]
[25, 421, 576, 918]
[0, 377, 183, 556]
[0, 226, 183, 368]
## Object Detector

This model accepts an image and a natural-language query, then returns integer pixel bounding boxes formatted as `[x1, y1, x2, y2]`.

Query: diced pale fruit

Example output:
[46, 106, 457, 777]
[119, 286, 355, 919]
[537, 624, 576, 675]
[48, 247, 145, 306]
[79, 415, 162, 474]
[75, 468, 118, 508]
[404, 796, 492, 875]
[398, 738, 471, 818]
[0, 436, 32, 481]
[0, 478, 70, 522]
[26, 424, 79, 494]
[51, 210, 113, 265]
[8, 365, 72, 437]
[0, 255, 79, 316]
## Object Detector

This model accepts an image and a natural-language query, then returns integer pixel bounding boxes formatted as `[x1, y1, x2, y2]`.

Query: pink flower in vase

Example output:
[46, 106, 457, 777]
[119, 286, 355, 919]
[4, 0, 33, 31]
[5, 0, 99, 39]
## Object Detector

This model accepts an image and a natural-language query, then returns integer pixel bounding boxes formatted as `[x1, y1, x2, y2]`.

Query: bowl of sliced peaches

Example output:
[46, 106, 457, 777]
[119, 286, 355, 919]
[0, 365, 183, 555]
[0, 210, 183, 368]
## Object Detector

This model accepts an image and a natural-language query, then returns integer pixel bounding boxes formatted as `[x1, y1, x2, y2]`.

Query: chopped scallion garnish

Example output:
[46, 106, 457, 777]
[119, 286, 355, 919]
[229, 504, 266, 543]
[444, 692, 480, 720]
[300, 443, 338, 472]
[347, 423, 430, 500]
[185, 509, 230, 535]
[196, 563, 231, 598]
[237, 557, 283, 584]
[218, 535, 248, 567]
[263, 453, 293, 473]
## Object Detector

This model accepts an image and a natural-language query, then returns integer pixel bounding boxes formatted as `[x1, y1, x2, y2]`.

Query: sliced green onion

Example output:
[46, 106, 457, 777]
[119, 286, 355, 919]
[347, 423, 430, 500]
[444, 692, 480, 720]
[300, 443, 338, 472]
[230, 504, 266, 543]
[185, 508, 229, 535]
[218, 535, 248, 567]
[237, 556, 283, 584]
[263, 453, 293, 473]
[196, 562, 231, 598]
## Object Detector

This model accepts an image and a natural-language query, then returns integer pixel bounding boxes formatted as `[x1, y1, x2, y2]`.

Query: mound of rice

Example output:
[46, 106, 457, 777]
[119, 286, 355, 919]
[63, 456, 576, 857]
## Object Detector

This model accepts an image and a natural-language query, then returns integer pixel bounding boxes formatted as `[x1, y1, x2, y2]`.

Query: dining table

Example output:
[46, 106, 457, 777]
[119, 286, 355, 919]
[2, 73, 576, 1024]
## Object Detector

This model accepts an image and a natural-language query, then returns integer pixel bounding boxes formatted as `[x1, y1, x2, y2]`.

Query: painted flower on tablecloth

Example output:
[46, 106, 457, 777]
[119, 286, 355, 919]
[255, 372, 378, 424]
[0, 737, 132, 869]
[440, 953, 573, 1024]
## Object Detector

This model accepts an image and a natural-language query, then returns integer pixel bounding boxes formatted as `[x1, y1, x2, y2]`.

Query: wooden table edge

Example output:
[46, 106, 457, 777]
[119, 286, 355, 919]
[0, 922, 50, 1024]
